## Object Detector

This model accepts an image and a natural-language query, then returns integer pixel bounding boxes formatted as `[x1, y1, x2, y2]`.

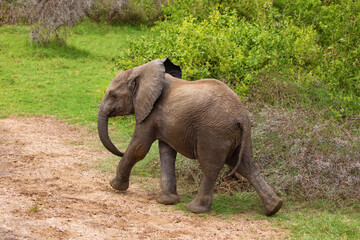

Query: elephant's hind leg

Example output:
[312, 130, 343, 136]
[238, 163, 282, 216]
[157, 141, 180, 205]
[186, 150, 226, 214]
[228, 146, 282, 216]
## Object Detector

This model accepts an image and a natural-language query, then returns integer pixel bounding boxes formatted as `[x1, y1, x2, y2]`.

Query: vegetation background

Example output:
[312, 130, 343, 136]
[1, 0, 359, 238]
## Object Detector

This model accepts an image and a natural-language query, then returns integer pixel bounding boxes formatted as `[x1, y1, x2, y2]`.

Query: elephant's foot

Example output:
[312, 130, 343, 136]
[264, 198, 283, 216]
[110, 177, 129, 191]
[186, 199, 211, 214]
[157, 193, 180, 205]
[246, 172, 283, 216]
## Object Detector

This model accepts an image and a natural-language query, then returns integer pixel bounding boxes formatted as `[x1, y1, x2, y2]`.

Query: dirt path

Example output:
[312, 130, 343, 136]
[0, 117, 286, 239]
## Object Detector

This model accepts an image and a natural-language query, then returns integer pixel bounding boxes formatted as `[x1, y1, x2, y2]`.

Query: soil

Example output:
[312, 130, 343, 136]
[0, 117, 287, 239]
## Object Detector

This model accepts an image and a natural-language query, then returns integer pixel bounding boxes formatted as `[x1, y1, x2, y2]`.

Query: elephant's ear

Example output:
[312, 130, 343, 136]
[131, 58, 181, 124]
[162, 58, 182, 79]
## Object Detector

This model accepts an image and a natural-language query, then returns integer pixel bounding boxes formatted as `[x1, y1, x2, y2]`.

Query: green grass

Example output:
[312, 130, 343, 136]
[287, 212, 360, 239]
[173, 193, 360, 239]
[1, 22, 359, 239]
[276, 202, 360, 239]
[173, 192, 263, 215]
[0, 22, 143, 124]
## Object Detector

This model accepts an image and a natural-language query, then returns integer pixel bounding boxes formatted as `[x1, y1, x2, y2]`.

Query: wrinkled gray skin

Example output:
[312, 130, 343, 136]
[98, 58, 282, 216]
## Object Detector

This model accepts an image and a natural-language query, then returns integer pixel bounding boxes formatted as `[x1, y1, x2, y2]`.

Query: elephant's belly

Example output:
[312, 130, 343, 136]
[157, 129, 197, 159]
[161, 138, 197, 159]
[156, 119, 237, 160]
[174, 145, 197, 159]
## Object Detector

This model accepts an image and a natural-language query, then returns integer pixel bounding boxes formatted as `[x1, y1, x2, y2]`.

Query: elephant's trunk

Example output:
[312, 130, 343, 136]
[97, 109, 124, 157]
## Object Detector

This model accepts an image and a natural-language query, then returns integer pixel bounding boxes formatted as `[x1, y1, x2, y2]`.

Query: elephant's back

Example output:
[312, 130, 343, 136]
[159, 77, 247, 132]
[164, 78, 245, 119]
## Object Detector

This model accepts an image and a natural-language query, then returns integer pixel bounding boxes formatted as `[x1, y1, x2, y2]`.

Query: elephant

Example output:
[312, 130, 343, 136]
[97, 58, 282, 216]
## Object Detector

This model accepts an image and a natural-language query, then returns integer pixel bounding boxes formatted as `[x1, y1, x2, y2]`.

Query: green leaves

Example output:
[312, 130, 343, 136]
[117, 0, 360, 118]
[118, 9, 318, 84]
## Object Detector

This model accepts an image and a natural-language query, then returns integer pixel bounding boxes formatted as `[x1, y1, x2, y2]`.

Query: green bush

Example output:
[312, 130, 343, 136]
[163, 0, 272, 22]
[273, 0, 360, 117]
[86, 0, 164, 26]
[117, 0, 359, 118]
[117, 8, 322, 95]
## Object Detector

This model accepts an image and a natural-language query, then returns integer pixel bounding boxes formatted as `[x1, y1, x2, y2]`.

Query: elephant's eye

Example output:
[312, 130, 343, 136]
[109, 91, 117, 99]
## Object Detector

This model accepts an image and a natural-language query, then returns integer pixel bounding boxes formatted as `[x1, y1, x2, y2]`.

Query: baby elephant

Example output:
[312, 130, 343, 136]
[98, 58, 282, 216]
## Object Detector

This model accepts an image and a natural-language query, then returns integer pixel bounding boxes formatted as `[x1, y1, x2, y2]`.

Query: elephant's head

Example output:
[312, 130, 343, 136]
[97, 58, 182, 157]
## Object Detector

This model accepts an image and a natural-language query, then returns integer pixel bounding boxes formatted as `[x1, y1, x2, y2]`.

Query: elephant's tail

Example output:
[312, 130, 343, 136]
[227, 121, 248, 177]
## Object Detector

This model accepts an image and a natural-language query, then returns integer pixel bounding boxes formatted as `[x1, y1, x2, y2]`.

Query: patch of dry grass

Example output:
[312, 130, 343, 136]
[250, 105, 360, 203]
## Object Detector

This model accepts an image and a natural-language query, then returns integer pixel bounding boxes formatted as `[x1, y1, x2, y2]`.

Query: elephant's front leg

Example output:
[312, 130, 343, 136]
[157, 141, 180, 205]
[110, 133, 154, 191]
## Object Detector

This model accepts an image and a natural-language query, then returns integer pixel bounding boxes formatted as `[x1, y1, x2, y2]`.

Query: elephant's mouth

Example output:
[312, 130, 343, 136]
[108, 109, 117, 117]
[108, 105, 121, 117]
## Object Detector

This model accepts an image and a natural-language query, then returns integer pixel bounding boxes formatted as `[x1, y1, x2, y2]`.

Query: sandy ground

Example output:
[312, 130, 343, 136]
[0, 117, 287, 239]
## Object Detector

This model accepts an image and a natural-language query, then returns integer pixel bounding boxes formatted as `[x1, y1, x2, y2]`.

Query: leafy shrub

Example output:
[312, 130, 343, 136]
[117, 9, 322, 95]
[86, 0, 164, 25]
[0, 0, 12, 25]
[0, 0, 29, 26]
[85, 0, 129, 23]
[163, 0, 272, 22]
[118, 0, 359, 118]
[273, 0, 360, 117]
